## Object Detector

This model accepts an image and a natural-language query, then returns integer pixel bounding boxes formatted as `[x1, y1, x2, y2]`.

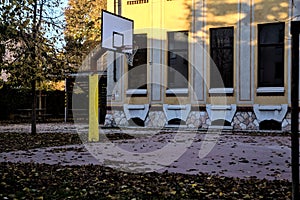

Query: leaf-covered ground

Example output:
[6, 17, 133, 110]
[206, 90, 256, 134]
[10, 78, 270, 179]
[0, 132, 82, 153]
[0, 130, 294, 199]
[0, 162, 291, 199]
[0, 132, 135, 153]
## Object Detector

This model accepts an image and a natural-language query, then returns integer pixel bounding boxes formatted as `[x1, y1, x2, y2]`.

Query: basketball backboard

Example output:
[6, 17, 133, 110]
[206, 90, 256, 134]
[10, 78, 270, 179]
[101, 10, 133, 54]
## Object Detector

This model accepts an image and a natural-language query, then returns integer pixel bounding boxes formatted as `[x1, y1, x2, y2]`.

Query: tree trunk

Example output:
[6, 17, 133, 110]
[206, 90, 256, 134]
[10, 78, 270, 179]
[30, 0, 38, 135]
[31, 80, 37, 134]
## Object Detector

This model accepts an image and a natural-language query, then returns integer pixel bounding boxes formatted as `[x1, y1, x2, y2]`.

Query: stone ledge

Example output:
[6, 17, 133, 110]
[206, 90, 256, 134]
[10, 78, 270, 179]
[163, 104, 191, 122]
[206, 104, 237, 124]
[124, 104, 149, 121]
[253, 104, 288, 122]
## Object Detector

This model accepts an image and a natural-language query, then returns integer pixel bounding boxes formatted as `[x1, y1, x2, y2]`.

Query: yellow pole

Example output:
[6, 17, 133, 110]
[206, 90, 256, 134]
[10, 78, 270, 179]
[88, 74, 99, 142]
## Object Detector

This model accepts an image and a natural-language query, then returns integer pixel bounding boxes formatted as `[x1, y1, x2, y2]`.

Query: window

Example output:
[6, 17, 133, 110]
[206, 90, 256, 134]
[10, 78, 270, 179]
[167, 31, 189, 89]
[210, 27, 234, 89]
[258, 22, 284, 88]
[128, 34, 147, 90]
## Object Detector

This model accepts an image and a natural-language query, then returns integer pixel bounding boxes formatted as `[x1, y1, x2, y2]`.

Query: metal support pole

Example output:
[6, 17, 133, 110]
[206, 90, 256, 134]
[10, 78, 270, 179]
[291, 20, 300, 200]
[113, 0, 122, 82]
[64, 78, 68, 123]
[89, 74, 99, 142]
[88, 47, 105, 142]
[113, 52, 117, 82]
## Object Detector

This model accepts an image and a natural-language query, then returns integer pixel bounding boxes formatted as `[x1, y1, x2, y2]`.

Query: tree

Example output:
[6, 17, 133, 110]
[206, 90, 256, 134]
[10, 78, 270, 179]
[0, 0, 69, 134]
[64, 0, 106, 68]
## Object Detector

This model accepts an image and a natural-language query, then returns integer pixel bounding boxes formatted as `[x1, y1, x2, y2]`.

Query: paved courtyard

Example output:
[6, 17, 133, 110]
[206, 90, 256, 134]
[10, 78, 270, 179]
[0, 123, 298, 181]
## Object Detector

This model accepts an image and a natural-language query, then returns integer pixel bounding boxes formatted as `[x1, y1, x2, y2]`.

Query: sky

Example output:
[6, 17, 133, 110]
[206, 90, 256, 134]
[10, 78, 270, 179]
[47, 0, 68, 50]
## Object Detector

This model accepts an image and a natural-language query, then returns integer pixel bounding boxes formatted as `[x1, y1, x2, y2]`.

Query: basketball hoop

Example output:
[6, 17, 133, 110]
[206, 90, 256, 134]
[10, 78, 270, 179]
[123, 45, 138, 66]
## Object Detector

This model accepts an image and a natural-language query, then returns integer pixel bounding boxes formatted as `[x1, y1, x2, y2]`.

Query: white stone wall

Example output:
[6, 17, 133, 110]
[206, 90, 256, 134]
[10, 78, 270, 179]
[145, 111, 167, 128]
[113, 110, 128, 126]
[104, 108, 294, 132]
[282, 112, 291, 131]
[104, 113, 115, 127]
[104, 110, 128, 127]
[232, 112, 259, 130]
[281, 112, 300, 132]
[186, 111, 210, 129]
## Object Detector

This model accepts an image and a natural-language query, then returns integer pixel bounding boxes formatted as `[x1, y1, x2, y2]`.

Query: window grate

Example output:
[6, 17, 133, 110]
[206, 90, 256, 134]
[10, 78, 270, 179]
[127, 0, 149, 5]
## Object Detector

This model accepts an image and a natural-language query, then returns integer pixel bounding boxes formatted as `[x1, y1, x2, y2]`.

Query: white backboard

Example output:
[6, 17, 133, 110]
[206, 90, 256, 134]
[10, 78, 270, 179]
[101, 10, 133, 54]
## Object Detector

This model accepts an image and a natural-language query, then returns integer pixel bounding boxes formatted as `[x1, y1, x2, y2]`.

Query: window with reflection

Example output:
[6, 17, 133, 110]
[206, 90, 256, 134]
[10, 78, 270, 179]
[167, 31, 189, 89]
[210, 27, 234, 88]
[128, 34, 147, 90]
[258, 22, 284, 87]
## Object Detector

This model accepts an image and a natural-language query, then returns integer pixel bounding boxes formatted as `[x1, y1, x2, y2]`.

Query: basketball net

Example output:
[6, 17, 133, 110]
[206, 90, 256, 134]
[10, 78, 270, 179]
[124, 45, 138, 66]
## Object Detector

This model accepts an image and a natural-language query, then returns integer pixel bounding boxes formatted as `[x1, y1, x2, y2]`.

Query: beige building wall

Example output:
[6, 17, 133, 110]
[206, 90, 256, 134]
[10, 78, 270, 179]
[105, 0, 298, 130]
[107, 0, 293, 107]
[108, 0, 193, 106]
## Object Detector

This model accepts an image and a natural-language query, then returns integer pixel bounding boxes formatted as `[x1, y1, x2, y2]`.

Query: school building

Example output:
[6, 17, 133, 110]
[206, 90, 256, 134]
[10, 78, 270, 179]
[98, 0, 300, 130]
